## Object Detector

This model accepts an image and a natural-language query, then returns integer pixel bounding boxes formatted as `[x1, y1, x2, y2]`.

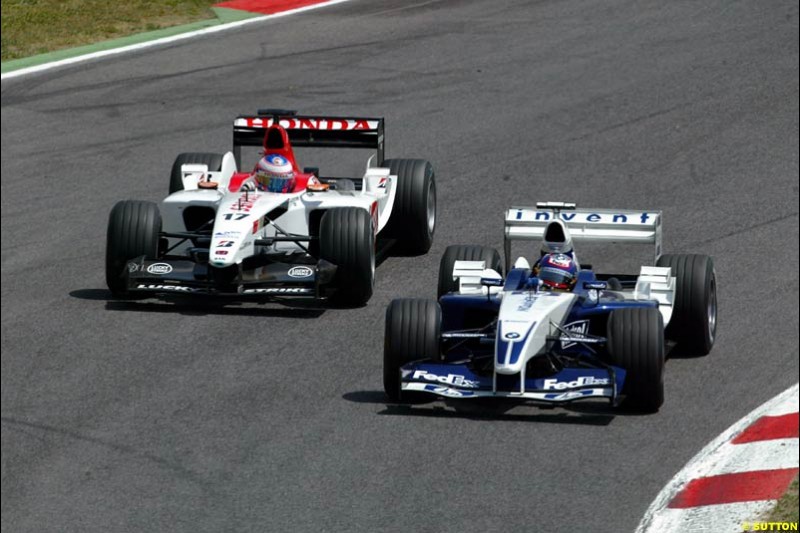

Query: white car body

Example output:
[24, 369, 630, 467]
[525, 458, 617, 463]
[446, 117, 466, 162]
[161, 154, 397, 268]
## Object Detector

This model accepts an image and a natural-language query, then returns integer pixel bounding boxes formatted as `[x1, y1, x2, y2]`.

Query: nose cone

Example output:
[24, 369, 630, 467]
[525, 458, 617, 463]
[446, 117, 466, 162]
[209, 245, 236, 267]
[494, 291, 578, 374]
[495, 320, 548, 374]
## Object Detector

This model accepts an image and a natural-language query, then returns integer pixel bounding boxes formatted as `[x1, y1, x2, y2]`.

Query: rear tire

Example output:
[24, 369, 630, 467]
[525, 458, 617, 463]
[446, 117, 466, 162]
[437, 245, 502, 299]
[319, 207, 375, 306]
[169, 152, 224, 194]
[383, 159, 436, 255]
[607, 308, 665, 412]
[106, 200, 162, 297]
[384, 299, 441, 401]
[656, 254, 717, 355]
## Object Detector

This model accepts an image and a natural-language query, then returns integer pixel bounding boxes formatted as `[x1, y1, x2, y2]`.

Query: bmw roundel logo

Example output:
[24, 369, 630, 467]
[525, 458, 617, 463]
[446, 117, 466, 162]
[505, 332, 521, 340]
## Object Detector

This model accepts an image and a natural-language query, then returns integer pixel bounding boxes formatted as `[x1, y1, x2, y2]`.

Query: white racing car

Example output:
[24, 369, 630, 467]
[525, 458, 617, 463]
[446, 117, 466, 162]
[106, 109, 436, 305]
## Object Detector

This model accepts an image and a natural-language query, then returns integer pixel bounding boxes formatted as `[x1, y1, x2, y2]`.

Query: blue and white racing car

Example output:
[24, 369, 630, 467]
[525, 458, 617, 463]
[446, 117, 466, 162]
[383, 202, 717, 412]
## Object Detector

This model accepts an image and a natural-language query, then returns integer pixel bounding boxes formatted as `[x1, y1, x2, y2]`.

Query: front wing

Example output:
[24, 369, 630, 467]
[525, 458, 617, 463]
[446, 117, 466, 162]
[401, 363, 626, 403]
[124, 256, 333, 298]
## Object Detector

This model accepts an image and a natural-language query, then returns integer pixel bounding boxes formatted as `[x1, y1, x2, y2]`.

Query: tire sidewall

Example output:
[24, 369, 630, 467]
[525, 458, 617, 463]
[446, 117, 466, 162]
[384, 159, 436, 254]
[383, 299, 441, 401]
[105, 200, 161, 296]
[320, 207, 375, 305]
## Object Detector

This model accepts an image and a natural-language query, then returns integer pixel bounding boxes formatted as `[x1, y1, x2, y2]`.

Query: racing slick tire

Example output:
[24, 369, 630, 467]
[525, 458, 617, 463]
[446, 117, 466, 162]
[656, 254, 717, 356]
[383, 298, 442, 401]
[437, 245, 503, 299]
[169, 152, 224, 194]
[607, 307, 665, 412]
[383, 159, 436, 255]
[320, 207, 375, 306]
[105, 200, 162, 297]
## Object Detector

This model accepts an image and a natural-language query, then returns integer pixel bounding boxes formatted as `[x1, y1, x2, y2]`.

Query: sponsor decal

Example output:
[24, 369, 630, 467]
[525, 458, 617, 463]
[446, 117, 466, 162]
[127, 263, 140, 273]
[216, 240, 235, 248]
[516, 295, 538, 311]
[146, 263, 173, 275]
[288, 266, 314, 278]
[560, 320, 590, 349]
[512, 209, 653, 224]
[240, 118, 378, 131]
[505, 332, 521, 340]
[136, 284, 194, 292]
[543, 389, 597, 401]
[214, 231, 242, 238]
[378, 177, 387, 189]
[215, 251, 229, 256]
[412, 370, 480, 389]
[242, 287, 313, 294]
[542, 376, 610, 390]
[548, 254, 572, 268]
[422, 384, 477, 398]
[229, 193, 261, 212]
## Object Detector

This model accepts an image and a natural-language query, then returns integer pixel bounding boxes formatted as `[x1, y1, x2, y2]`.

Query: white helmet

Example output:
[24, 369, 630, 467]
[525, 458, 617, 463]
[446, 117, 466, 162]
[255, 154, 295, 192]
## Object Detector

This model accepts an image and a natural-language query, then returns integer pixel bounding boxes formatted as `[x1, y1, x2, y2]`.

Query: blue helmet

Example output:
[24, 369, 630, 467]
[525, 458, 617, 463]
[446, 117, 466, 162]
[255, 154, 295, 193]
[535, 253, 578, 291]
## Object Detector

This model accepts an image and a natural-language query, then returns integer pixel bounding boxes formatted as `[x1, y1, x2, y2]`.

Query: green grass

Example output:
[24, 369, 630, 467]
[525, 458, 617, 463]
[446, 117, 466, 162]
[1, 0, 219, 61]
[765, 477, 799, 524]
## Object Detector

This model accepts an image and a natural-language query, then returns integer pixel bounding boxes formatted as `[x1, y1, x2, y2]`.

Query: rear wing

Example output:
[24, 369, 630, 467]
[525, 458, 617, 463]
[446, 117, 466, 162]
[232, 109, 384, 168]
[504, 201, 662, 267]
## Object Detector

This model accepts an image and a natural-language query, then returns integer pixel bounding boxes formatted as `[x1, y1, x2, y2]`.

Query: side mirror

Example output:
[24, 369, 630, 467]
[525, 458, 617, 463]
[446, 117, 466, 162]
[306, 182, 330, 192]
[583, 281, 606, 306]
[583, 281, 607, 290]
[480, 268, 503, 288]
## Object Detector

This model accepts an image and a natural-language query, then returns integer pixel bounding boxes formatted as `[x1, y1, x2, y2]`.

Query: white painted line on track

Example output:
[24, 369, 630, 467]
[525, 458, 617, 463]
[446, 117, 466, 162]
[636, 383, 799, 533]
[1, 0, 353, 81]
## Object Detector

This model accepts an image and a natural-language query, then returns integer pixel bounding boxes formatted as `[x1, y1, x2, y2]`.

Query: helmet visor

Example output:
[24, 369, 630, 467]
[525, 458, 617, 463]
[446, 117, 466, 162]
[538, 266, 575, 290]
[256, 170, 294, 192]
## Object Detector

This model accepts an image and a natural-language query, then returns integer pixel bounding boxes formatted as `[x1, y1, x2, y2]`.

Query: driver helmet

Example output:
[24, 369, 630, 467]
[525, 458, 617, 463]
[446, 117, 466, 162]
[255, 154, 295, 193]
[534, 253, 578, 292]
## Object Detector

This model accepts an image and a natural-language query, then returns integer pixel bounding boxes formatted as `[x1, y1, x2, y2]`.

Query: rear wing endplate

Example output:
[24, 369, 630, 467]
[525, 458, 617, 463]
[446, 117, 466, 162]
[504, 202, 663, 267]
[232, 109, 384, 168]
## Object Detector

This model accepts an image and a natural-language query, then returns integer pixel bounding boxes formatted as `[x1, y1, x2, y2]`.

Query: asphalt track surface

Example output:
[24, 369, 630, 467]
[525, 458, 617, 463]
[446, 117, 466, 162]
[2, 1, 798, 531]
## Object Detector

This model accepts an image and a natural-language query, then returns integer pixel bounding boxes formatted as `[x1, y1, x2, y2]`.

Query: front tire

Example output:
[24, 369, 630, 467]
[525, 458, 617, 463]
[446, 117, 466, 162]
[105, 200, 162, 297]
[384, 299, 441, 401]
[319, 207, 375, 306]
[169, 152, 224, 194]
[657, 254, 717, 355]
[607, 308, 665, 412]
[437, 245, 503, 299]
[383, 159, 436, 255]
